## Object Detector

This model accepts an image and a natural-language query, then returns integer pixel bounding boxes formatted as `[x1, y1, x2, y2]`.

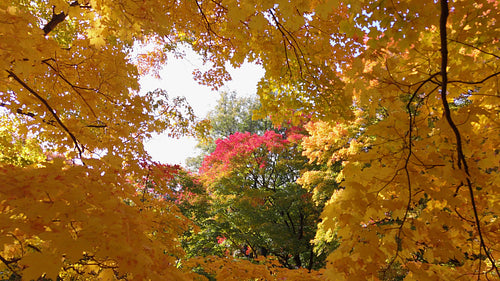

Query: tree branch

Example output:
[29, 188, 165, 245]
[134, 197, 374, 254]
[1, 102, 106, 128]
[6, 70, 85, 159]
[42, 59, 98, 118]
[194, 0, 227, 41]
[0, 254, 21, 276]
[269, 9, 306, 79]
[448, 38, 500, 60]
[43, 6, 67, 35]
[439, 0, 499, 277]
[42, 2, 92, 36]
[448, 71, 500, 85]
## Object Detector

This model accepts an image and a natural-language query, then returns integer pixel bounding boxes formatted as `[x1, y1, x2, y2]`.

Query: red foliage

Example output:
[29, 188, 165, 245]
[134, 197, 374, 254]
[285, 125, 307, 143]
[135, 161, 182, 197]
[139, 161, 181, 181]
[200, 131, 289, 179]
[216, 236, 226, 244]
[175, 190, 197, 204]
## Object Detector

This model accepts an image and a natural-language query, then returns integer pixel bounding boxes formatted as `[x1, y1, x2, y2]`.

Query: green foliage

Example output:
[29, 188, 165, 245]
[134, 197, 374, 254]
[186, 91, 272, 170]
[206, 92, 271, 138]
[166, 170, 228, 258]
[198, 129, 333, 270]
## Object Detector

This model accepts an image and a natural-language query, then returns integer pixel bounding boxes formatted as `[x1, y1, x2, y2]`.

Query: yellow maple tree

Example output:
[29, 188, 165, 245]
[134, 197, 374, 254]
[1, 0, 498, 280]
[1, 0, 203, 279]
[298, 0, 499, 280]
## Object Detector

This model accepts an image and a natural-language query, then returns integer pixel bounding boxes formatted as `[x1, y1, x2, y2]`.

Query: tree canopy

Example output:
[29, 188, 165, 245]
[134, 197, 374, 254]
[1, 0, 498, 280]
[185, 91, 271, 170]
[199, 129, 326, 269]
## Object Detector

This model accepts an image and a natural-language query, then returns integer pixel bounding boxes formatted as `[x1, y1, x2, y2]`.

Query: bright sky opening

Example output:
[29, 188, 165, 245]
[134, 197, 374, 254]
[140, 48, 264, 166]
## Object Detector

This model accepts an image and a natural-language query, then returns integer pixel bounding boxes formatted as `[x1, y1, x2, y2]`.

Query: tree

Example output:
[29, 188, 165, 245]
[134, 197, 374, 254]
[179, 0, 499, 279]
[164, 168, 226, 259]
[181, 92, 336, 271]
[296, 1, 500, 280]
[199, 129, 332, 270]
[2, 0, 498, 280]
[186, 91, 272, 170]
[205, 92, 270, 141]
[1, 0, 202, 279]
[173, 0, 499, 279]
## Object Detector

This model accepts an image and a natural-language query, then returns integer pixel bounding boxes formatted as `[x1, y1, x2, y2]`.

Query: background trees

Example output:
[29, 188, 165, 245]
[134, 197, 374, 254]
[199, 130, 322, 270]
[186, 91, 272, 170]
[181, 94, 336, 271]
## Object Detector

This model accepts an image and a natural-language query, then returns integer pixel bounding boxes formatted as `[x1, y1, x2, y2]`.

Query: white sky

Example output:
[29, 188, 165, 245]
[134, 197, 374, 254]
[140, 48, 264, 166]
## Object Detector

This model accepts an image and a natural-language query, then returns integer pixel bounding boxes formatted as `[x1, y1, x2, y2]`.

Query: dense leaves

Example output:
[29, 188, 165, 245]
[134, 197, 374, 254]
[186, 91, 271, 170]
[296, 1, 499, 280]
[1, 0, 202, 279]
[1, 0, 498, 280]
[199, 129, 331, 270]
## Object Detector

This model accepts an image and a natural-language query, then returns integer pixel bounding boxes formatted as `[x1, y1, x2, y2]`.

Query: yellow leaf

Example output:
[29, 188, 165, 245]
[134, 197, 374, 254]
[19, 252, 62, 281]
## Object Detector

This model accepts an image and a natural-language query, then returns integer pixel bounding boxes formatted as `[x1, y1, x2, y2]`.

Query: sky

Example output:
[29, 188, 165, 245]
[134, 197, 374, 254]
[140, 48, 264, 166]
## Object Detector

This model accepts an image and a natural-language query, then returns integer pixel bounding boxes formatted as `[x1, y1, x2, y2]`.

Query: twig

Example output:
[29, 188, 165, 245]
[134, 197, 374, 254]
[448, 71, 500, 85]
[6, 70, 85, 159]
[0, 254, 21, 275]
[448, 38, 500, 60]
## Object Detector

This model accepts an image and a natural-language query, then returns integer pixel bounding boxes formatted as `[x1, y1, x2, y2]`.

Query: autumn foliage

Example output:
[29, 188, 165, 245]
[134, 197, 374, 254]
[198, 129, 330, 269]
[1, 0, 499, 280]
[200, 131, 288, 178]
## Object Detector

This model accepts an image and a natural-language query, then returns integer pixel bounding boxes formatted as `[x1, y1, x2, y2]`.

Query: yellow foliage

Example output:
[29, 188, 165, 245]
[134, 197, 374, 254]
[299, 0, 500, 279]
[188, 256, 325, 281]
[1, 0, 499, 279]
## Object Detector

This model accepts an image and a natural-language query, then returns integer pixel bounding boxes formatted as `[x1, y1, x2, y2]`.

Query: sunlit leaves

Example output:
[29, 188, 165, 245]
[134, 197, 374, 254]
[296, 0, 500, 279]
[1, 0, 202, 278]
[2, 0, 499, 279]
[0, 159, 191, 279]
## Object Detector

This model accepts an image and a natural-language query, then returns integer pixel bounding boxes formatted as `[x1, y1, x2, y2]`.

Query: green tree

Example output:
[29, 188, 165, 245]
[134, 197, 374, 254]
[165, 169, 226, 259]
[186, 91, 272, 170]
[199, 129, 333, 270]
